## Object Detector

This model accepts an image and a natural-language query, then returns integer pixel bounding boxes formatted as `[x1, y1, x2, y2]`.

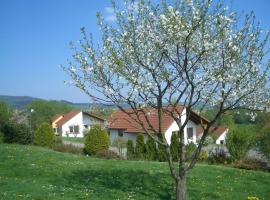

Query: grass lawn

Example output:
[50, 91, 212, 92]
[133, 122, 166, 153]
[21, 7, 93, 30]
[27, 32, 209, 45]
[0, 144, 269, 200]
[62, 137, 85, 144]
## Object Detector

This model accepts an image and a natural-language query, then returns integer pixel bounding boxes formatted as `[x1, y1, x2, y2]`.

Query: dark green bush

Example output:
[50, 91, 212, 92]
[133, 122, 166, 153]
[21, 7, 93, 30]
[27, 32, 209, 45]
[52, 143, 83, 154]
[34, 123, 56, 147]
[135, 134, 145, 159]
[157, 143, 166, 162]
[127, 139, 135, 160]
[95, 149, 120, 159]
[185, 142, 196, 161]
[233, 158, 269, 172]
[207, 146, 232, 164]
[257, 127, 270, 161]
[2, 122, 33, 144]
[145, 136, 156, 160]
[198, 150, 208, 161]
[226, 128, 254, 161]
[0, 131, 4, 143]
[170, 133, 179, 161]
[84, 125, 109, 155]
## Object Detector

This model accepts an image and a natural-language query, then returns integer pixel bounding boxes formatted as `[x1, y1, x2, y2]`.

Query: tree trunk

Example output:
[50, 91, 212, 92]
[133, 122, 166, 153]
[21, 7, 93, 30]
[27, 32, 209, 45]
[176, 173, 187, 200]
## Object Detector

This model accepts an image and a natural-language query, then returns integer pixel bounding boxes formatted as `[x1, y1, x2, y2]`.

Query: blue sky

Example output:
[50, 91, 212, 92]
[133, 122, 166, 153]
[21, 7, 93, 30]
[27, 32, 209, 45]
[0, 0, 270, 103]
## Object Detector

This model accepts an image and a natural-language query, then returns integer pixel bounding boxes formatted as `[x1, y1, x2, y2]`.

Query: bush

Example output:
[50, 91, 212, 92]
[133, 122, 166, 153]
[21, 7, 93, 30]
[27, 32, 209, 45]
[52, 143, 83, 154]
[112, 136, 127, 157]
[226, 128, 254, 161]
[207, 146, 231, 164]
[84, 125, 109, 155]
[34, 123, 56, 147]
[157, 143, 166, 162]
[185, 142, 196, 161]
[2, 122, 33, 144]
[257, 127, 270, 161]
[127, 140, 135, 160]
[95, 149, 120, 159]
[135, 134, 145, 159]
[198, 150, 208, 161]
[0, 131, 4, 143]
[203, 136, 214, 146]
[233, 158, 269, 172]
[145, 136, 156, 160]
[170, 133, 179, 161]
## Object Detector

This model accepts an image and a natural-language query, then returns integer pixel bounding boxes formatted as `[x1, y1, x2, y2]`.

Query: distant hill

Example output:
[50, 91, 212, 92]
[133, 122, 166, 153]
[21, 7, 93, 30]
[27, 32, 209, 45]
[0, 95, 119, 110]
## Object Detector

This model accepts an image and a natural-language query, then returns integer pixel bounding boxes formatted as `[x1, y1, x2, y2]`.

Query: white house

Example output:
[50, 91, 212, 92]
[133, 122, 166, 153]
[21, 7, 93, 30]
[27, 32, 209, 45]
[52, 111, 106, 138]
[108, 106, 209, 145]
[196, 127, 229, 144]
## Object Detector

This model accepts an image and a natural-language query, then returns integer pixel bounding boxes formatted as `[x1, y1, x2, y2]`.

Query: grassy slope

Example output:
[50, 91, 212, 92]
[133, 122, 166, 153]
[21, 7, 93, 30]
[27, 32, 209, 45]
[0, 144, 269, 200]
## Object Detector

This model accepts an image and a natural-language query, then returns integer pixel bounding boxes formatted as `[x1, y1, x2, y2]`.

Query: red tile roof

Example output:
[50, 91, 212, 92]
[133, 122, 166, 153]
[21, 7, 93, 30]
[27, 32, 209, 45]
[51, 114, 64, 123]
[55, 111, 81, 126]
[109, 106, 208, 133]
[196, 127, 228, 139]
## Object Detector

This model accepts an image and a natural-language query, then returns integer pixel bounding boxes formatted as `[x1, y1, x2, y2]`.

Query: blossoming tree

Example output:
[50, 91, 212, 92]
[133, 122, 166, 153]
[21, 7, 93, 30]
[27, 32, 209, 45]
[63, 0, 270, 199]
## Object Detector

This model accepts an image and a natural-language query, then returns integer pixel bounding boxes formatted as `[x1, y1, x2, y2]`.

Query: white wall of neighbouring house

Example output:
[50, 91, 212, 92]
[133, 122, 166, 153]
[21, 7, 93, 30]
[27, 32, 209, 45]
[109, 129, 147, 145]
[215, 129, 228, 144]
[61, 112, 104, 138]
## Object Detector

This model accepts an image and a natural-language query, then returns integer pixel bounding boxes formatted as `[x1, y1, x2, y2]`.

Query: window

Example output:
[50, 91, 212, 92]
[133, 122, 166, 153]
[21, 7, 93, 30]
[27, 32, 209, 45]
[118, 129, 124, 137]
[74, 125, 79, 133]
[69, 125, 79, 133]
[220, 140, 224, 144]
[187, 128, 193, 140]
[69, 126, 74, 133]
[84, 125, 88, 129]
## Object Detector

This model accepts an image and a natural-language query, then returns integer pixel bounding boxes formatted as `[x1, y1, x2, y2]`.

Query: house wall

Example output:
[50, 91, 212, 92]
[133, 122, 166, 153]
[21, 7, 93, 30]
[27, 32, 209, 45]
[61, 112, 104, 138]
[109, 129, 147, 144]
[216, 129, 228, 144]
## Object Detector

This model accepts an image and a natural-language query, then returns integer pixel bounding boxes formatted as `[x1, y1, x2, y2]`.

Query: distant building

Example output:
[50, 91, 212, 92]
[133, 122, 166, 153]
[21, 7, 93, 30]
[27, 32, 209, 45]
[51, 111, 105, 137]
[196, 127, 229, 144]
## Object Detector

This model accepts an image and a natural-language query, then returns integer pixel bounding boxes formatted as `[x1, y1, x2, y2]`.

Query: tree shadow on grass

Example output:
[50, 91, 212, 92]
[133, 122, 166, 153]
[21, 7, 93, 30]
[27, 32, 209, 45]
[54, 168, 175, 199]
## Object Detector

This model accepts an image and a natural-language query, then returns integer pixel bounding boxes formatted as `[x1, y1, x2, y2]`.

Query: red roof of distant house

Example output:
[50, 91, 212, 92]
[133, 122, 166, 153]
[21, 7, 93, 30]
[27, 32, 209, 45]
[196, 127, 228, 138]
[51, 114, 64, 123]
[109, 106, 208, 133]
[53, 111, 106, 127]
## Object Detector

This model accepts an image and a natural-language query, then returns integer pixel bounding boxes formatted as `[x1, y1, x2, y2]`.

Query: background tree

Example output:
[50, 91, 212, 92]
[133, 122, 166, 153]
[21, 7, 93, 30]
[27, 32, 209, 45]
[84, 125, 109, 155]
[112, 136, 127, 157]
[34, 123, 56, 147]
[63, 0, 270, 199]
[135, 134, 145, 159]
[145, 136, 157, 160]
[127, 139, 135, 159]
[170, 133, 179, 161]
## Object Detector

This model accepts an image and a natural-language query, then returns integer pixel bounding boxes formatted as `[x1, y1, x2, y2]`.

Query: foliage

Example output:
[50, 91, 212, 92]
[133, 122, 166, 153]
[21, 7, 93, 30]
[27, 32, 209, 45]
[207, 146, 231, 164]
[170, 133, 179, 161]
[156, 143, 167, 162]
[1, 122, 32, 144]
[135, 134, 145, 159]
[198, 150, 208, 161]
[26, 100, 74, 130]
[52, 143, 83, 154]
[84, 125, 109, 155]
[233, 158, 269, 172]
[257, 126, 270, 161]
[203, 136, 214, 146]
[112, 136, 127, 156]
[126, 139, 135, 160]
[34, 123, 56, 147]
[88, 105, 115, 117]
[226, 128, 255, 161]
[0, 101, 11, 124]
[185, 142, 196, 161]
[95, 149, 121, 159]
[145, 136, 157, 160]
[0, 131, 4, 143]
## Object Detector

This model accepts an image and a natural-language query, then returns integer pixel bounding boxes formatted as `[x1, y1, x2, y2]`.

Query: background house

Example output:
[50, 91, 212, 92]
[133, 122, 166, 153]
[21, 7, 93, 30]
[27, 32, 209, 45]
[108, 106, 209, 145]
[52, 111, 105, 137]
[196, 127, 229, 144]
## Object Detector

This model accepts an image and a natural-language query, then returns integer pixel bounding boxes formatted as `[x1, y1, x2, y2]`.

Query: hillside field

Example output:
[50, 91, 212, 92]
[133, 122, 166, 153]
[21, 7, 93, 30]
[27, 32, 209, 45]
[0, 144, 269, 200]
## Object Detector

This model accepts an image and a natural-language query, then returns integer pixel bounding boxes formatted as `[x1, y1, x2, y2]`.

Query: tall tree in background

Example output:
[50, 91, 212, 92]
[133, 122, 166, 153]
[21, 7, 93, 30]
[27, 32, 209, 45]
[63, 0, 270, 199]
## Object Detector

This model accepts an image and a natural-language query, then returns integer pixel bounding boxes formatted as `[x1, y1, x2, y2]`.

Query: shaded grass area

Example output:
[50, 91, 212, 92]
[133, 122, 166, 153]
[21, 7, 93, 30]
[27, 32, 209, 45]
[0, 144, 269, 200]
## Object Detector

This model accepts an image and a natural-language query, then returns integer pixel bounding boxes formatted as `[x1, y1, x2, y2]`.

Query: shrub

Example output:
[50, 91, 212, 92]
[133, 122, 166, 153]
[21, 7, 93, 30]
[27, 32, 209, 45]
[52, 143, 83, 154]
[135, 134, 145, 159]
[34, 123, 56, 147]
[226, 128, 254, 161]
[157, 143, 166, 162]
[185, 142, 196, 161]
[84, 125, 109, 155]
[170, 133, 179, 161]
[145, 136, 156, 160]
[127, 139, 135, 160]
[96, 149, 120, 159]
[198, 150, 208, 161]
[203, 136, 214, 146]
[112, 136, 127, 157]
[0, 131, 4, 143]
[257, 127, 270, 161]
[233, 158, 269, 172]
[207, 146, 231, 164]
[2, 122, 33, 144]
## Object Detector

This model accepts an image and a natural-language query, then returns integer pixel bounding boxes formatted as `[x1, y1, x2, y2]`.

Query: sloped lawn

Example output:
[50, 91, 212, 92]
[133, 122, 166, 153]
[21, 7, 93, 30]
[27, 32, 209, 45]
[0, 144, 269, 200]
